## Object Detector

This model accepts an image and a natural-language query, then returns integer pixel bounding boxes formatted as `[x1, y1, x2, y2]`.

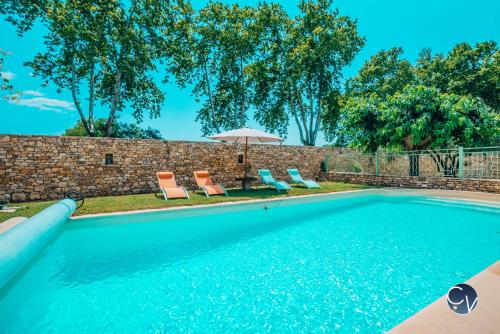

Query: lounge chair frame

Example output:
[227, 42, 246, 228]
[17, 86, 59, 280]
[160, 186, 190, 200]
[198, 184, 228, 198]
[258, 169, 292, 192]
[193, 171, 228, 197]
[287, 169, 321, 189]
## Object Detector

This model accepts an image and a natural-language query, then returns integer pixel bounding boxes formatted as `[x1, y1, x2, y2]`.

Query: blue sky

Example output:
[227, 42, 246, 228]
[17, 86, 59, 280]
[1, 0, 499, 145]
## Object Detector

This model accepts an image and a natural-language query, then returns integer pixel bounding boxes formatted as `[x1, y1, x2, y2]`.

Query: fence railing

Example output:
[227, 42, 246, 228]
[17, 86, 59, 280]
[326, 147, 500, 180]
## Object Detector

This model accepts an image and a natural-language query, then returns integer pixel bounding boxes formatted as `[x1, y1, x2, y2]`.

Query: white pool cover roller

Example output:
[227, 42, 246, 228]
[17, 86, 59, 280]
[0, 199, 76, 290]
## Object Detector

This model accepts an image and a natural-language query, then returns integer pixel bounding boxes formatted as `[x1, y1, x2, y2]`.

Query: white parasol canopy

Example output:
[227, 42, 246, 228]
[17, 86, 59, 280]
[208, 127, 283, 179]
[208, 127, 283, 143]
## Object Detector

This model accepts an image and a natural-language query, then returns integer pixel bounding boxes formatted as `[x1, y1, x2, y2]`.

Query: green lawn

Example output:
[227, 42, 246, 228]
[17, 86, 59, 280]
[0, 182, 369, 223]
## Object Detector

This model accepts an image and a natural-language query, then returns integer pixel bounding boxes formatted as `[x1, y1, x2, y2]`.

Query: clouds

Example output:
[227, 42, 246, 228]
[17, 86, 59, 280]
[22, 90, 44, 97]
[9, 90, 75, 113]
[0, 71, 15, 81]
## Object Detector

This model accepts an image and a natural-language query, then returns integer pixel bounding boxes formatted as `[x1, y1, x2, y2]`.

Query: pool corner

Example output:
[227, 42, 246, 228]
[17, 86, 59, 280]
[389, 260, 500, 334]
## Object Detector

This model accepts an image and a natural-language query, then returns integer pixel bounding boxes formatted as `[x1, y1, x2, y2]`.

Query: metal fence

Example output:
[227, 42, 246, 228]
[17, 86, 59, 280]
[326, 147, 500, 180]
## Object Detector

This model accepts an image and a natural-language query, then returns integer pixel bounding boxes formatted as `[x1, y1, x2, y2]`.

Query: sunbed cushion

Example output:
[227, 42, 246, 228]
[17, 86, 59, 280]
[194, 171, 214, 185]
[274, 181, 292, 190]
[203, 184, 225, 195]
[258, 169, 275, 183]
[303, 180, 321, 188]
[195, 171, 210, 178]
[163, 187, 188, 199]
[157, 171, 177, 188]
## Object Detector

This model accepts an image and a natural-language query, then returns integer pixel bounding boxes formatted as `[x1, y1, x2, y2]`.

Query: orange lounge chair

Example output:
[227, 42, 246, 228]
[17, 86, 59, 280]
[156, 172, 190, 200]
[193, 171, 228, 197]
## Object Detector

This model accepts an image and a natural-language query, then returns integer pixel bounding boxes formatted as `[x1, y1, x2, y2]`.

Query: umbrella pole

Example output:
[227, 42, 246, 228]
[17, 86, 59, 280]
[244, 137, 248, 178]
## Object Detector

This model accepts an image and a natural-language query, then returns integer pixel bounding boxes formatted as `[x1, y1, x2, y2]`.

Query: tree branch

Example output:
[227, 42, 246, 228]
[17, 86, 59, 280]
[202, 54, 220, 133]
[105, 69, 122, 136]
[70, 60, 93, 136]
[88, 61, 96, 134]
[289, 96, 305, 144]
[295, 89, 309, 144]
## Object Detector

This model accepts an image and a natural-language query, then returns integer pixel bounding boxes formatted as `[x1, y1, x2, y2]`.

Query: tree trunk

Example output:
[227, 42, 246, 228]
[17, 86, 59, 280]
[239, 55, 245, 127]
[202, 56, 220, 133]
[105, 70, 122, 137]
[88, 63, 96, 134]
[295, 90, 312, 146]
[290, 98, 306, 144]
[408, 153, 420, 176]
[70, 61, 94, 137]
[428, 150, 459, 177]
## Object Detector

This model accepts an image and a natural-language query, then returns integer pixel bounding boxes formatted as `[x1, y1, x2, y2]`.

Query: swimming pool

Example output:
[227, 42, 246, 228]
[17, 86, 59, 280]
[1, 191, 499, 333]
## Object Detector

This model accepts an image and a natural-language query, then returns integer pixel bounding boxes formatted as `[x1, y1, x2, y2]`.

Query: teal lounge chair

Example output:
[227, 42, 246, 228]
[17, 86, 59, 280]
[287, 169, 321, 189]
[258, 169, 292, 192]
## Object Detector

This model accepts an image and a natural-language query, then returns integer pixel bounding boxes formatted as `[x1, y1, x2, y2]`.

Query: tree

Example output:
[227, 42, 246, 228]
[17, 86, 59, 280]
[247, 3, 291, 137]
[416, 41, 499, 111]
[338, 41, 500, 151]
[0, 0, 47, 35]
[171, 2, 262, 135]
[324, 47, 415, 145]
[22, 0, 186, 137]
[251, 0, 364, 146]
[344, 47, 414, 99]
[342, 85, 500, 175]
[64, 118, 163, 139]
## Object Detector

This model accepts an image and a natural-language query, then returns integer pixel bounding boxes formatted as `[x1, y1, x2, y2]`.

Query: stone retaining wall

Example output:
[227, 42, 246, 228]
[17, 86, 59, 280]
[0, 135, 340, 201]
[319, 172, 500, 194]
[2, 134, 499, 202]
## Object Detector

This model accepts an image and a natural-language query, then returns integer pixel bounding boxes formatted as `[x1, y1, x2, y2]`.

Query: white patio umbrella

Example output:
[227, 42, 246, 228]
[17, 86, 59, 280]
[208, 127, 283, 178]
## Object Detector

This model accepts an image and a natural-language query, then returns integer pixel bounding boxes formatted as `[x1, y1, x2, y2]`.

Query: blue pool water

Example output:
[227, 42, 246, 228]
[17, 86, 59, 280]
[0, 193, 499, 333]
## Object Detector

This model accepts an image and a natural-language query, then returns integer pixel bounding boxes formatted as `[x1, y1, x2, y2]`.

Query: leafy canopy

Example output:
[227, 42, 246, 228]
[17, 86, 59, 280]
[343, 85, 499, 152]
[0, 0, 47, 35]
[251, 0, 364, 146]
[344, 47, 414, 99]
[64, 118, 163, 139]
[338, 42, 500, 151]
[416, 41, 499, 111]
[169, 1, 266, 135]
[7, 0, 190, 137]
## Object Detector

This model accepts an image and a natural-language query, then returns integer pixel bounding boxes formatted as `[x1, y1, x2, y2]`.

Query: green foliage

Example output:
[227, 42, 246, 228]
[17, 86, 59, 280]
[339, 41, 500, 151]
[170, 0, 363, 144]
[0, 0, 47, 35]
[251, 0, 364, 146]
[345, 47, 415, 99]
[19, 0, 187, 137]
[170, 2, 265, 135]
[343, 85, 500, 152]
[416, 41, 499, 111]
[4, 0, 497, 150]
[64, 118, 163, 139]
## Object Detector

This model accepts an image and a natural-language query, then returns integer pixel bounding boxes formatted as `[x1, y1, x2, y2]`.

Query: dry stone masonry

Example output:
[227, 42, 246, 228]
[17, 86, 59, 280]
[319, 172, 500, 194]
[1, 135, 499, 202]
[0, 135, 333, 201]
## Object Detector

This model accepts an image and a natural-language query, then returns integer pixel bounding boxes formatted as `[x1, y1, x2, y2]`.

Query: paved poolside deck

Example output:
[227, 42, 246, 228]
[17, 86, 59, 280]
[389, 261, 500, 334]
[0, 217, 26, 234]
[405, 188, 500, 205]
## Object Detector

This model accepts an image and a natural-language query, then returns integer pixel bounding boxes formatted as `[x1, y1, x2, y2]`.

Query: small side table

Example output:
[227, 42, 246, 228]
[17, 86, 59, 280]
[235, 177, 257, 191]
